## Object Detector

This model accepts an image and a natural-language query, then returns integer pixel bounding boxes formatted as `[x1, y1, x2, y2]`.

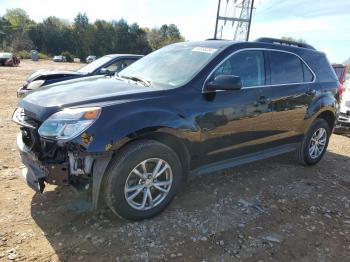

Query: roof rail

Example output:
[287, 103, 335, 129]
[255, 37, 315, 50]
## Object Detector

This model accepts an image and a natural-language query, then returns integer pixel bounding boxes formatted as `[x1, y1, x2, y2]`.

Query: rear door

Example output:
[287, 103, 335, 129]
[258, 50, 316, 145]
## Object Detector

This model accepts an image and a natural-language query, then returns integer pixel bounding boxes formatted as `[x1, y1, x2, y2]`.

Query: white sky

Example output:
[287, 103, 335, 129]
[0, 0, 349, 63]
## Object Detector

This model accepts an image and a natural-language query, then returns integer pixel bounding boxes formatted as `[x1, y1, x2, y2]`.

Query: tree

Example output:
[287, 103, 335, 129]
[4, 8, 31, 31]
[42, 17, 67, 54]
[281, 36, 307, 44]
[2, 9, 34, 52]
[147, 24, 184, 51]
[73, 13, 92, 59]
[1, 11, 184, 57]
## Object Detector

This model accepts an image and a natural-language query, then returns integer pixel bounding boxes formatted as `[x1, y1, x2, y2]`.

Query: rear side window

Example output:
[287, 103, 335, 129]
[213, 50, 265, 87]
[269, 51, 313, 84]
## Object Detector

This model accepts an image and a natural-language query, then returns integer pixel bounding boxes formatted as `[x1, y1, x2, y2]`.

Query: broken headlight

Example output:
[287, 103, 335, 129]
[38, 107, 101, 141]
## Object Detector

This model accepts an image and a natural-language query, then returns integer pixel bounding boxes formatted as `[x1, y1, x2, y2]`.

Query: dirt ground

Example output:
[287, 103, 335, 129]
[1, 60, 350, 262]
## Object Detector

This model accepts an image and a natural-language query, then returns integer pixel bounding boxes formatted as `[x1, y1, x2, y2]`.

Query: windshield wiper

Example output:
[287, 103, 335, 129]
[119, 75, 151, 87]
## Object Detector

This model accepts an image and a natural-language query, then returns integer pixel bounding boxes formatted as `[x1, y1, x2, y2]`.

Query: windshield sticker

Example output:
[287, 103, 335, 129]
[192, 47, 217, 54]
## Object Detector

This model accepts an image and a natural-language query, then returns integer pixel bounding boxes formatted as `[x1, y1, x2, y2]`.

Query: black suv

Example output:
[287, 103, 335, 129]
[13, 38, 339, 220]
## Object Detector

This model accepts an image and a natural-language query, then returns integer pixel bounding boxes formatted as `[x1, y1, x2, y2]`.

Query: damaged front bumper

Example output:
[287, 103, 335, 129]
[16, 132, 112, 209]
[17, 133, 48, 192]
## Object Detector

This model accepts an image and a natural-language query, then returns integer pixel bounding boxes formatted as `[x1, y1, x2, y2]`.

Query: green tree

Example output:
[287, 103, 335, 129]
[4, 8, 31, 31]
[91, 20, 115, 56]
[147, 24, 184, 51]
[73, 13, 92, 59]
[2, 9, 34, 51]
[1, 11, 184, 58]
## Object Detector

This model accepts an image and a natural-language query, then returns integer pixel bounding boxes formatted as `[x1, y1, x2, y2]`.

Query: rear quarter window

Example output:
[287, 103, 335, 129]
[301, 53, 337, 83]
[303, 63, 314, 82]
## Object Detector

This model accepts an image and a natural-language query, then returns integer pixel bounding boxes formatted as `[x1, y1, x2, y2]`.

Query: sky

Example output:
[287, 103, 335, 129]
[0, 0, 349, 63]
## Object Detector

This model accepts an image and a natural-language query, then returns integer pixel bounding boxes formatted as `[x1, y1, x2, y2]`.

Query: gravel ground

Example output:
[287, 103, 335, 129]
[0, 60, 350, 262]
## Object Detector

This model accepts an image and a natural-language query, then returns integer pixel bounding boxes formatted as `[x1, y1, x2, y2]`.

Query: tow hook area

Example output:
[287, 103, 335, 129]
[69, 152, 113, 209]
[68, 153, 94, 175]
[68, 153, 112, 209]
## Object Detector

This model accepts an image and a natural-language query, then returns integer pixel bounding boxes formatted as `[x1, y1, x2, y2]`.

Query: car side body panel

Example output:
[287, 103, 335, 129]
[21, 41, 338, 170]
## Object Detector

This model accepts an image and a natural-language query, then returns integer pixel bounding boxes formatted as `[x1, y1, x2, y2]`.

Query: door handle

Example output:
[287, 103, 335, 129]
[305, 89, 316, 96]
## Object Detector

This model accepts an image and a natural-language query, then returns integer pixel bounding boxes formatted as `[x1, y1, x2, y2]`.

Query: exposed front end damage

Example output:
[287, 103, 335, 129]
[13, 107, 112, 209]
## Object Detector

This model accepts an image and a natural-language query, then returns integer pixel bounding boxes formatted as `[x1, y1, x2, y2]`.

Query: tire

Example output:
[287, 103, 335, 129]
[104, 139, 183, 220]
[296, 118, 330, 166]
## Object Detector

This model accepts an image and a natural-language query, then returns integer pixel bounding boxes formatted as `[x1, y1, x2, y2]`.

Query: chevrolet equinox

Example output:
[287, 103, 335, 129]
[13, 38, 339, 220]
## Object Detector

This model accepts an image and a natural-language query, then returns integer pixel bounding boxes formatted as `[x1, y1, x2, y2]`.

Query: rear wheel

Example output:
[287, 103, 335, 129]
[296, 118, 330, 165]
[104, 140, 183, 220]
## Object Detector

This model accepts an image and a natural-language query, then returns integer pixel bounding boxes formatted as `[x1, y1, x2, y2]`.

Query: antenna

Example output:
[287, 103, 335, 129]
[214, 0, 255, 41]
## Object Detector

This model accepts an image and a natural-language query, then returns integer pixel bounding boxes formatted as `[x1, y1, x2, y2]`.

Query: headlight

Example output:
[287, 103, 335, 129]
[27, 80, 45, 90]
[38, 107, 101, 141]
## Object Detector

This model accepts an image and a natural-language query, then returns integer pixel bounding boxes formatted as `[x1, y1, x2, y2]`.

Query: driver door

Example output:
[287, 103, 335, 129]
[195, 50, 276, 167]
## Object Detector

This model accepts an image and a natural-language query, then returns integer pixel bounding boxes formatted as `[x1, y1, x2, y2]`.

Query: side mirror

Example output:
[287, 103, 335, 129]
[205, 75, 242, 91]
[99, 68, 111, 75]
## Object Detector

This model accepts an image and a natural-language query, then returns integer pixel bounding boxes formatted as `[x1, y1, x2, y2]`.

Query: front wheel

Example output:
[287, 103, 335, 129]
[104, 140, 183, 220]
[296, 118, 331, 166]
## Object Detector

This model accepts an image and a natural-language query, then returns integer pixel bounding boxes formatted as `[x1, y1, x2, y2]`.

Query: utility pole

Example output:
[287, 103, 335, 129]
[246, 0, 255, 41]
[214, 0, 221, 39]
[214, 0, 255, 41]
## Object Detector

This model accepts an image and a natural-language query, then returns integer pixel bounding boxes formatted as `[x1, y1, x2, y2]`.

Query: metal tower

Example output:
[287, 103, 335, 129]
[214, 0, 255, 41]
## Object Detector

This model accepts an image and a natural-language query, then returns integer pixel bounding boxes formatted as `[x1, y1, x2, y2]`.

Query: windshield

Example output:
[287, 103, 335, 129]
[118, 43, 220, 88]
[78, 56, 113, 74]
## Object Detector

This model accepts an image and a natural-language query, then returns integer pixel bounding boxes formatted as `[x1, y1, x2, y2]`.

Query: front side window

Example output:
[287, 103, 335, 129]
[106, 59, 136, 73]
[213, 50, 265, 87]
[77, 56, 113, 74]
[269, 51, 312, 84]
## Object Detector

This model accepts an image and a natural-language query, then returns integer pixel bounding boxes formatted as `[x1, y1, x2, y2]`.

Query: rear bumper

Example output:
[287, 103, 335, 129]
[335, 109, 350, 133]
[335, 122, 350, 133]
[17, 133, 47, 192]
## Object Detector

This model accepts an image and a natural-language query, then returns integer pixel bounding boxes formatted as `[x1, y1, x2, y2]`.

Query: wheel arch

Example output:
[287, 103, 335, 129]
[116, 127, 192, 176]
[93, 127, 193, 210]
[304, 90, 337, 134]
[316, 110, 336, 131]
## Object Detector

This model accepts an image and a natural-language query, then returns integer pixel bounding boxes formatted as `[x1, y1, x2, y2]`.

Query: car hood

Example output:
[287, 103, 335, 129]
[27, 69, 85, 82]
[20, 76, 161, 121]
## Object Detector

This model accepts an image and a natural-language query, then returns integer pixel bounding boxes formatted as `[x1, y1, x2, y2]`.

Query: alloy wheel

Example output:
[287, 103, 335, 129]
[124, 158, 173, 210]
[308, 127, 327, 159]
